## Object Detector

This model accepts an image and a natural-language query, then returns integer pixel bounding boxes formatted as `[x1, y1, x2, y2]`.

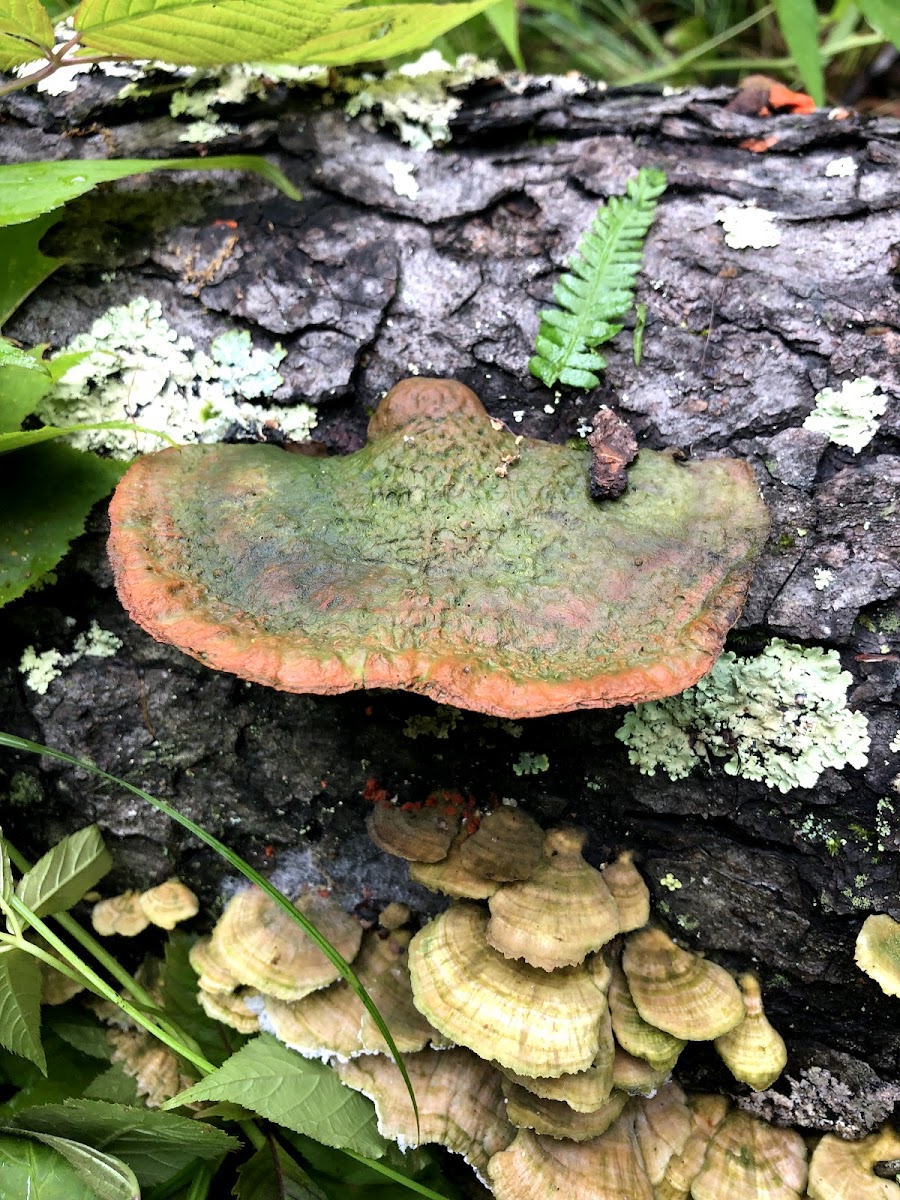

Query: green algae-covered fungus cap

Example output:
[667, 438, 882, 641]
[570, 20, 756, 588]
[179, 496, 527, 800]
[108, 378, 769, 718]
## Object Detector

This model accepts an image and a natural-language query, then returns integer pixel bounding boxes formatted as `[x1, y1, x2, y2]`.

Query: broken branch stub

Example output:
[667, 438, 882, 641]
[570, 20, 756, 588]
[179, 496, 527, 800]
[108, 377, 769, 718]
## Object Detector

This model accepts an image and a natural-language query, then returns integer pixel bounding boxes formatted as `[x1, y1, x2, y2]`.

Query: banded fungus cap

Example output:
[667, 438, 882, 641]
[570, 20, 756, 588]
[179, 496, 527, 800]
[92, 891, 150, 938]
[108, 378, 769, 719]
[367, 802, 460, 863]
[487, 1110, 654, 1200]
[607, 960, 686, 1071]
[714, 972, 787, 1091]
[457, 809, 544, 882]
[501, 1078, 628, 1142]
[601, 851, 651, 933]
[690, 1110, 808, 1200]
[409, 832, 501, 899]
[188, 937, 240, 994]
[336, 1048, 515, 1180]
[807, 1127, 900, 1200]
[210, 887, 362, 1001]
[486, 828, 621, 970]
[500, 1007, 616, 1113]
[632, 1082, 693, 1186]
[197, 987, 261, 1034]
[408, 903, 609, 1078]
[855, 914, 900, 997]
[138, 880, 199, 930]
[654, 1093, 730, 1200]
[621, 927, 745, 1041]
[612, 1046, 676, 1096]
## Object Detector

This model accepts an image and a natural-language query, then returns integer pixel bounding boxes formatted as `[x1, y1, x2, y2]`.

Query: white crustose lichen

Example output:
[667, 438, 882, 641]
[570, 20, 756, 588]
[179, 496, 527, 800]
[20, 621, 123, 695]
[802, 376, 886, 453]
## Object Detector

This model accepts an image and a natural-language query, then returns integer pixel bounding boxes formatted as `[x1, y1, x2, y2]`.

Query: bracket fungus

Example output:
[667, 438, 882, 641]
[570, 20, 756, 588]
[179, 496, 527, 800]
[713, 972, 787, 1091]
[807, 1127, 900, 1200]
[855, 914, 900, 998]
[109, 378, 769, 718]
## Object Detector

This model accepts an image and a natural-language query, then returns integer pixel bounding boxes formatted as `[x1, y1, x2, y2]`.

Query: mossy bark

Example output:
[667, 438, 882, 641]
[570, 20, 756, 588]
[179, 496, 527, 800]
[2, 75, 899, 1133]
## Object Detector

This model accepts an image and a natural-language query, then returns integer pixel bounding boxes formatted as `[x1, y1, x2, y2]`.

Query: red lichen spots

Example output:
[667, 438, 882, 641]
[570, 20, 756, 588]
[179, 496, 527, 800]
[108, 376, 769, 719]
[739, 135, 780, 153]
[727, 75, 816, 117]
[362, 778, 390, 805]
[212, 219, 239, 229]
[767, 82, 816, 114]
[264, 845, 275, 858]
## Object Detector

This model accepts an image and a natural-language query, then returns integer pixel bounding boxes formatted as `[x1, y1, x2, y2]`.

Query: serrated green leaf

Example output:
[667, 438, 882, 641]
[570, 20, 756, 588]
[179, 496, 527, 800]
[0, 441, 124, 608]
[0, 157, 300, 227]
[859, 0, 900, 42]
[0, 1029, 107, 1118]
[0, 214, 66, 327]
[773, 0, 824, 106]
[529, 166, 665, 390]
[82, 1064, 141, 1106]
[6, 1129, 139, 1200]
[0, 947, 45, 1073]
[16, 825, 112, 918]
[0, 340, 49, 374]
[0, 1133, 97, 1199]
[44, 1008, 113, 1061]
[10, 1099, 238, 1187]
[72, 0, 492, 66]
[0, 0, 55, 68]
[234, 1143, 326, 1200]
[165, 1035, 386, 1159]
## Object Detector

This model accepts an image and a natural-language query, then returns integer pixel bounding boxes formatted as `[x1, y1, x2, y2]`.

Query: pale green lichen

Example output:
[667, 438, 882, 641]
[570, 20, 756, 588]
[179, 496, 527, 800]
[715, 203, 781, 250]
[616, 638, 870, 793]
[403, 705, 463, 740]
[512, 752, 549, 776]
[659, 873, 683, 892]
[876, 797, 895, 852]
[890, 734, 900, 754]
[813, 567, 834, 591]
[803, 376, 885, 453]
[384, 159, 419, 199]
[20, 621, 123, 695]
[38, 298, 316, 458]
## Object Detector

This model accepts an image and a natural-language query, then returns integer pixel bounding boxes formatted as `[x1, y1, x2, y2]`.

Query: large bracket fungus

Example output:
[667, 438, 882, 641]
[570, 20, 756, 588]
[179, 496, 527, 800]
[108, 378, 769, 718]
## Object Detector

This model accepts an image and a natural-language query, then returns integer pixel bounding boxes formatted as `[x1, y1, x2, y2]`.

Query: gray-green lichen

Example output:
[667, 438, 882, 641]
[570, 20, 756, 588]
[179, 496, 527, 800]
[616, 638, 870, 793]
[802, 376, 885, 453]
[19, 621, 123, 695]
[38, 297, 315, 457]
[512, 752, 549, 776]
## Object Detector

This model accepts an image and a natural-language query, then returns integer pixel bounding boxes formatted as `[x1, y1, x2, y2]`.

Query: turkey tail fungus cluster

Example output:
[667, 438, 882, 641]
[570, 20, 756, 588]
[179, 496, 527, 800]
[107, 377, 769, 718]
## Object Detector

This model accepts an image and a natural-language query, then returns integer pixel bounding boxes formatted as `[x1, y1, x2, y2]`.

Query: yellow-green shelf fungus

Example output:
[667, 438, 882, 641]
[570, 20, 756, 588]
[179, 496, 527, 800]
[616, 638, 870, 793]
[855, 914, 900, 998]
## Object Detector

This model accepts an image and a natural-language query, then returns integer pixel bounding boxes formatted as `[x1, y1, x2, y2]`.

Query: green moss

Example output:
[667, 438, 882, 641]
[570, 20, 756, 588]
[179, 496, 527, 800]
[6, 772, 42, 808]
[512, 752, 549, 776]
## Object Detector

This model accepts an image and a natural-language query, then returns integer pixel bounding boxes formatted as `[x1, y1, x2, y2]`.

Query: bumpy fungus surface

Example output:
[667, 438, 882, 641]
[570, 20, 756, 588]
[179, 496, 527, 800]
[108, 378, 769, 718]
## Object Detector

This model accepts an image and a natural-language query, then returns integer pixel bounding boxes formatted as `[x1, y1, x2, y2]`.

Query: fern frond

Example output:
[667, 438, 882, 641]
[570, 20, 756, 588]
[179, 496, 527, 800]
[528, 166, 666, 390]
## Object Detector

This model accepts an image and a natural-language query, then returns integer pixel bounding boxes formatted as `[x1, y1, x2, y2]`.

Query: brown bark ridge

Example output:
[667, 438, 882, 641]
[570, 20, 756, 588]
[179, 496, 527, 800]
[1, 73, 899, 1132]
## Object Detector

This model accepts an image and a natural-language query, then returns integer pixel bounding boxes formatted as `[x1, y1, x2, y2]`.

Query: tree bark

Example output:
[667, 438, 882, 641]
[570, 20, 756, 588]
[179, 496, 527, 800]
[2, 73, 900, 1134]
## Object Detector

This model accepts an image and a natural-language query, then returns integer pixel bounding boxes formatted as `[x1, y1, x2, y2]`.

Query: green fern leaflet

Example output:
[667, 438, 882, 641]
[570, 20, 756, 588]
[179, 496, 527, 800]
[529, 167, 666, 390]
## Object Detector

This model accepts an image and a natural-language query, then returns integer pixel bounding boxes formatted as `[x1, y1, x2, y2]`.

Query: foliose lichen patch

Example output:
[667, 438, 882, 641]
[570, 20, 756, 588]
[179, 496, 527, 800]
[19, 620, 123, 695]
[802, 377, 886, 453]
[38, 297, 316, 458]
[616, 638, 871, 792]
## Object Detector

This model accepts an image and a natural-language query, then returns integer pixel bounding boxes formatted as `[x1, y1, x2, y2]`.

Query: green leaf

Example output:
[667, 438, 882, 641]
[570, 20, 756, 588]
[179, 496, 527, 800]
[0, 1030, 107, 1117]
[0, 363, 54, 432]
[0, 157, 300, 227]
[10, 1100, 238, 1187]
[859, 0, 900, 43]
[44, 1008, 113, 1061]
[484, 0, 523, 69]
[165, 1035, 386, 1159]
[0, 947, 45, 1073]
[5, 1129, 140, 1200]
[0, 214, 66, 327]
[529, 166, 666, 390]
[161, 933, 249, 1067]
[0, 340, 49, 374]
[0, 441, 124, 608]
[82, 1065, 141, 1106]
[773, 0, 824, 106]
[72, 0, 492, 65]
[0, 1133, 97, 1200]
[15, 825, 112, 918]
[234, 1143, 326, 1200]
[0, 0, 55, 69]
[0, 419, 173, 455]
[0, 831, 11, 909]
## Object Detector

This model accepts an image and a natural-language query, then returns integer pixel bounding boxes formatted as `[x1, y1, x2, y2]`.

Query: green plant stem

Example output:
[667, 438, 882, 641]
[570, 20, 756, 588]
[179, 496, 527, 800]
[0, 928, 97, 993]
[6, 894, 216, 1075]
[619, 4, 774, 84]
[240, 1120, 267, 1152]
[676, 32, 882, 73]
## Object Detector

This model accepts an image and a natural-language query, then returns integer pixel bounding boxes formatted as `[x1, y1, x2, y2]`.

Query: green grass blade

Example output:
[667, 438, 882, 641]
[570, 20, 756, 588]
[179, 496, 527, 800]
[0, 733, 419, 1136]
[773, 0, 825, 103]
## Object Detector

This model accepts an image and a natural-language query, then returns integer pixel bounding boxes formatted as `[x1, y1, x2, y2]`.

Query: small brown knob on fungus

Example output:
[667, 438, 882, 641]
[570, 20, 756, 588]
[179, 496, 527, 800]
[107, 378, 769, 719]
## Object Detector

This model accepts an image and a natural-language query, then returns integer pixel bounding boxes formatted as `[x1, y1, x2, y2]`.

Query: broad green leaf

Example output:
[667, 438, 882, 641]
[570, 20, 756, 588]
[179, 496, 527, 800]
[0, 1030, 106, 1117]
[859, 0, 900, 43]
[10, 1100, 238, 1187]
[161, 933, 249, 1067]
[485, 0, 523, 69]
[44, 1008, 113, 1061]
[0, 441, 124, 608]
[0, 0, 55, 69]
[73, 0, 492, 65]
[0, 1133, 97, 1200]
[0, 340, 49, 374]
[234, 1143, 326, 1200]
[0, 157, 300, 227]
[0, 214, 65, 326]
[16, 825, 112, 918]
[0, 363, 54, 431]
[82, 1065, 141, 1106]
[6, 1129, 139, 1200]
[165, 1035, 386, 1159]
[773, 0, 824, 106]
[0, 947, 45, 1072]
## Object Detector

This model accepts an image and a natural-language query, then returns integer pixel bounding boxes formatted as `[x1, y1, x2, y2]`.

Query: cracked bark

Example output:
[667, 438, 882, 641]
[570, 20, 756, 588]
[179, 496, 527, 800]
[2, 75, 900, 1134]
